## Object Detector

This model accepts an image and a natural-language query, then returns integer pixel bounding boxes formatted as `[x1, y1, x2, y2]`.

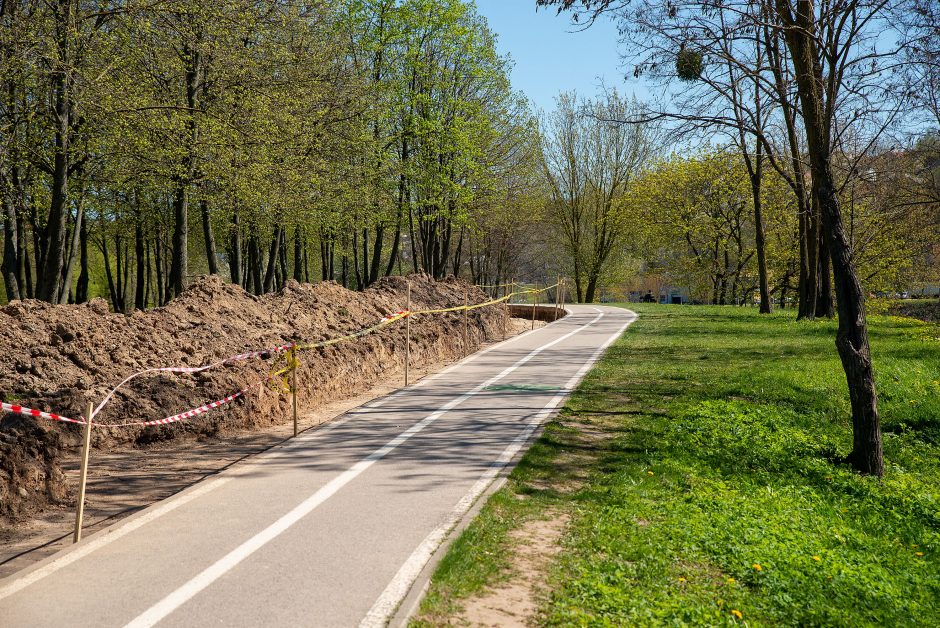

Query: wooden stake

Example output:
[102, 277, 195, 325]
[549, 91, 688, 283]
[502, 281, 507, 341]
[73, 401, 94, 544]
[291, 348, 298, 438]
[554, 276, 561, 320]
[463, 291, 469, 354]
[405, 282, 411, 387]
[531, 281, 538, 330]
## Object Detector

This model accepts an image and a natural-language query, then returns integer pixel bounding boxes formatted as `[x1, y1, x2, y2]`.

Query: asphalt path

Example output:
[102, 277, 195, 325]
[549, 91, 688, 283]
[0, 305, 636, 627]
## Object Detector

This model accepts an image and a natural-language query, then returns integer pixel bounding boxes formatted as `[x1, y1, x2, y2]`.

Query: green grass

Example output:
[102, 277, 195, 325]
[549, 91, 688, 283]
[413, 304, 940, 627]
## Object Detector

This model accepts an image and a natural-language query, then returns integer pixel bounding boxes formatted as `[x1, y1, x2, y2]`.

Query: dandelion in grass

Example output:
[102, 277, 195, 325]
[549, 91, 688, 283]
[752, 563, 762, 571]
[915, 552, 924, 557]
[731, 609, 743, 619]
[678, 576, 686, 582]
[726, 577, 736, 584]
[647, 471, 654, 476]
[812, 555, 821, 561]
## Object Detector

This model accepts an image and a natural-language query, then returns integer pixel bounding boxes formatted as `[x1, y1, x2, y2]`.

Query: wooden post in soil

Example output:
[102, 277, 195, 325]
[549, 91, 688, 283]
[291, 347, 298, 438]
[499, 282, 505, 342]
[554, 276, 561, 320]
[463, 291, 469, 355]
[73, 401, 94, 544]
[405, 282, 411, 387]
[531, 281, 538, 330]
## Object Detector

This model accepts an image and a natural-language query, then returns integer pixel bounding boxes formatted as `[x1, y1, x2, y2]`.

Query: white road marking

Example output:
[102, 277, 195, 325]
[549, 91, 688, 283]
[0, 476, 232, 602]
[124, 311, 605, 628]
[361, 309, 637, 627]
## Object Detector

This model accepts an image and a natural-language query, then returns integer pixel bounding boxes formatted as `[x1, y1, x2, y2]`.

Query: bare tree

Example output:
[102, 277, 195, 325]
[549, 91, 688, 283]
[542, 90, 655, 302]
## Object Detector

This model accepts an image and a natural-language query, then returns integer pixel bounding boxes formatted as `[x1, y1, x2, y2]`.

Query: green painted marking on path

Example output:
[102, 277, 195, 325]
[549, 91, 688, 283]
[484, 383, 563, 392]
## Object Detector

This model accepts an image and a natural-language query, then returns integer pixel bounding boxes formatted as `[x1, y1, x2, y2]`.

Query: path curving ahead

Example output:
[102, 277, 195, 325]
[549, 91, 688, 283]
[0, 305, 636, 627]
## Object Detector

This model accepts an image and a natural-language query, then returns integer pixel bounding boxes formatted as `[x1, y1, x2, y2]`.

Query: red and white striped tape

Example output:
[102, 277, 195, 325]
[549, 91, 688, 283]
[10, 311, 413, 430]
[93, 313, 411, 419]
[101, 379, 264, 428]
[91, 343, 296, 419]
[1, 401, 85, 425]
[3, 380, 261, 429]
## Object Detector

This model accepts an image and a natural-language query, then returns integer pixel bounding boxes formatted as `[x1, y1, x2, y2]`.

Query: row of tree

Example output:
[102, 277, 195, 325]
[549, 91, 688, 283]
[0, 0, 545, 309]
[620, 145, 937, 307]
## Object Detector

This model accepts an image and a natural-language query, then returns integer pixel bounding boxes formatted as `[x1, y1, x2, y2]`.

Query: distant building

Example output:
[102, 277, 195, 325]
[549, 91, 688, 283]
[659, 286, 691, 304]
[626, 286, 691, 304]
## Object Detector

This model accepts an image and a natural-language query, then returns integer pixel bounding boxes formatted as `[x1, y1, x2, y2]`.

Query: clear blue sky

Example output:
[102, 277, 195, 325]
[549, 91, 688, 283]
[473, 1, 641, 113]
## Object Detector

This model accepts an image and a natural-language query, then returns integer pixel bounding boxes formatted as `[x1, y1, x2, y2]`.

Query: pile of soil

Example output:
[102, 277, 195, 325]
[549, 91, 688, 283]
[0, 275, 507, 524]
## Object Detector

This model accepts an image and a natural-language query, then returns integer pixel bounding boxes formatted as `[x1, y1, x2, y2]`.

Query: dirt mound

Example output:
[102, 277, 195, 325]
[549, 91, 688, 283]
[0, 275, 506, 523]
[890, 300, 940, 324]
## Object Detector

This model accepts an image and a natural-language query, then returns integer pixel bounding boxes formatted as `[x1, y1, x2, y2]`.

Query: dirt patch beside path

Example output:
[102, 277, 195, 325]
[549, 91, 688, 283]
[0, 275, 509, 536]
[454, 512, 569, 627]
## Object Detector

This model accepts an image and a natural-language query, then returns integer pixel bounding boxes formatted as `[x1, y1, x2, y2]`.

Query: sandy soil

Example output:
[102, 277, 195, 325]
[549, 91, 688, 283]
[455, 512, 569, 627]
[0, 318, 540, 579]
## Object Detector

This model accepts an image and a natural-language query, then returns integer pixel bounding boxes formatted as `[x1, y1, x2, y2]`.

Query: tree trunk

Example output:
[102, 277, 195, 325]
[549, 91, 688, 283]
[2, 195, 20, 301]
[154, 230, 165, 306]
[585, 280, 597, 303]
[797, 199, 818, 320]
[36, 0, 74, 303]
[75, 207, 88, 303]
[320, 231, 334, 281]
[16, 210, 29, 298]
[144, 236, 152, 308]
[169, 43, 202, 297]
[368, 224, 384, 285]
[121, 237, 131, 311]
[135, 210, 146, 310]
[228, 207, 241, 286]
[278, 230, 288, 289]
[245, 237, 258, 295]
[352, 228, 364, 290]
[102, 231, 119, 312]
[115, 234, 125, 312]
[293, 227, 303, 282]
[303, 237, 309, 282]
[169, 184, 189, 297]
[37, 103, 70, 302]
[777, 0, 882, 476]
[262, 227, 281, 294]
[750, 154, 771, 314]
[385, 155, 407, 278]
[57, 202, 83, 304]
[201, 198, 218, 275]
[815, 221, 834, 318]
[452, 226, 465, 277]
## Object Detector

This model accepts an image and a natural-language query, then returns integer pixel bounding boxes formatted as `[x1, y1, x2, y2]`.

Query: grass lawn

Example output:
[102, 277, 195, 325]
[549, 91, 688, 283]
[413, 304, 940, 627]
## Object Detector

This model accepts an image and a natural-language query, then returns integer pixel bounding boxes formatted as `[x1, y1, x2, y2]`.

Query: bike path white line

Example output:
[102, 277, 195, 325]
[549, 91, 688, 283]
[124, 311, 604, 628]
[361, 310, 636, 627]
